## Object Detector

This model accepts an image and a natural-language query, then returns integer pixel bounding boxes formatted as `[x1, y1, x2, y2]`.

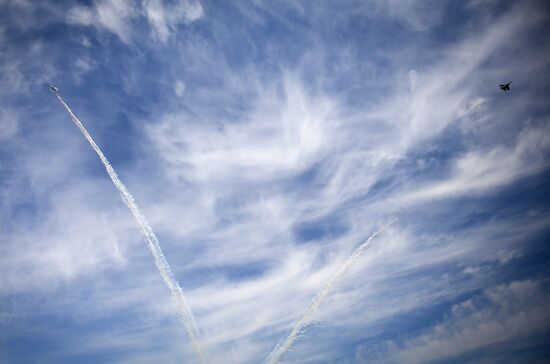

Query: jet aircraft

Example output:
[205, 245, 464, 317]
[499, 81, 511, 91]
[49, 83, 58, 92]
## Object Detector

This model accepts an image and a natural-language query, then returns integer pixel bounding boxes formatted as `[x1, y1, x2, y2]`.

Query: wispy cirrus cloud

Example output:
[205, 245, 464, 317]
[394, 124, 550, 205]
[368, 279, 550, 364]
[67, 0, 139, 44]
[143, 0, 203, 42]
[67, 0, 203, 44]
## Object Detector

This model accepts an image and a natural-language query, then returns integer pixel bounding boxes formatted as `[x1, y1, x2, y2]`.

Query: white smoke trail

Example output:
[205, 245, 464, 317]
[54, 92, 207, 363]
[264, 218, 398, 364]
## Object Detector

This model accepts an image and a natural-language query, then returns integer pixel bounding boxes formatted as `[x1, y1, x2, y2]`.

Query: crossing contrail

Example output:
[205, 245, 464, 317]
[52, 89, 207, 363]
[264, 218, 398, 364]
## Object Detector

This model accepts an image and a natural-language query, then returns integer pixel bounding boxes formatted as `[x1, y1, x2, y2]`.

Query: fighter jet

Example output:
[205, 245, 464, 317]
[499, 81, 511, 91]
[49, 83, 58, 92]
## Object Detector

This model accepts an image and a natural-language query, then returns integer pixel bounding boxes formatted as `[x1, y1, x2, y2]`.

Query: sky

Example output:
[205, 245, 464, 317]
[1, 0, 550, 363]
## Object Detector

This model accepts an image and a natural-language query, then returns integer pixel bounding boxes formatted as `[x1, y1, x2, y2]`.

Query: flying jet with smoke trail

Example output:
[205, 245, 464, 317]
[264, 219, 398, 364]
[51, 88, 207, 364]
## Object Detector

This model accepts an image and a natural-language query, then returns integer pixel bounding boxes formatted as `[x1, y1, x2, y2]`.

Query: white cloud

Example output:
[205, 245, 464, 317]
[372, 280, 550, 363]
[66, 0, 203, 44]
[399, 124, 550, 204]
[2, 1, 550, 362]
[0, 58, 25, 92]
[149, 74, 338, 184]
[0, 108, 18, 139]
[143, 0, 203, 42]
[74, 57, 97, 78]
[131, 4, 550, 358]
[408, 69, 418, 93]
[0, 182, 133, 294]
[67, 0, 138, 44]
[174, 79, 185, 96]
[367, 1, 539, 155]
[361, 0, 447, 32]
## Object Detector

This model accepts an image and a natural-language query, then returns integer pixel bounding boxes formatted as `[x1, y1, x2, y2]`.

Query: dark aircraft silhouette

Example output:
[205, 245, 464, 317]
[49, 83, 58, 92]
[499, 81, 511, 91]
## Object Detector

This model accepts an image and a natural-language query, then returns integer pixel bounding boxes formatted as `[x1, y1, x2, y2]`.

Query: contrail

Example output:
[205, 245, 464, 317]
[53, 90, 207, 363]
[264, 218, 398, 364]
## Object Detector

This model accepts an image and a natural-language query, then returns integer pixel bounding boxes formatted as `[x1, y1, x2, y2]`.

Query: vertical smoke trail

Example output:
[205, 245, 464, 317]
[53, 92, 207, 363]
[264, 219, 398, 364]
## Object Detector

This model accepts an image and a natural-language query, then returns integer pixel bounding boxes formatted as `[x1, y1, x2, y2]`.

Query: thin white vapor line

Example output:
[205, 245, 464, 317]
[264, 218, 398, 364]
[53, 92, 207, 364]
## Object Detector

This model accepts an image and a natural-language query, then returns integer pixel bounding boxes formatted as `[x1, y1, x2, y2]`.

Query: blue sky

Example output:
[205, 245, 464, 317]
[1, 0, 550, 363]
